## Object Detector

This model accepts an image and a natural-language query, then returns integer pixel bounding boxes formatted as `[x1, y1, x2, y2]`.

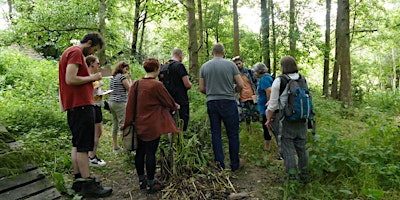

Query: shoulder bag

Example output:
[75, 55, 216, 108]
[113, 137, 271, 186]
[122, 80, 139, 151]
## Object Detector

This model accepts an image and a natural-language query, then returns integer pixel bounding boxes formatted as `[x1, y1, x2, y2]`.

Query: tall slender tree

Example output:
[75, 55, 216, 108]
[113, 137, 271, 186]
[323, 0, 331, 97]
[131, 0, 142, 61]
[337, 0, 352, 105]
[187, 0, 199, 79]
[7, 0, 13, 22]
[233, 0, 240, 56]
[98, 0, 107, 66]
[331, 40, 339, 99]
[391, 48, 397, 90]
[289, 0, 296, 57]
[261, 0, 270, 69]
[270, 0, 277, 76]
[197, 0, 204, 51]
[138, 8, 147, 59]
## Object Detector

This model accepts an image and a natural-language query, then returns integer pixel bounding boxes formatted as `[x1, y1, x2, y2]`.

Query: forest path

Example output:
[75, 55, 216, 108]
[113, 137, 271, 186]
[86, 124, 284, 200]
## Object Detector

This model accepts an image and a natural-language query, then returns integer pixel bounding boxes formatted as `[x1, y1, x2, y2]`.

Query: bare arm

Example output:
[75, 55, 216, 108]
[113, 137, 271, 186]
[265, 87, 272, 101]
[199, 78, 206, 94]
[66, 64, 101, 85]
[122, 78, 131, 91]
[234, 74, 244, 93]
[182, 75, 192, 89]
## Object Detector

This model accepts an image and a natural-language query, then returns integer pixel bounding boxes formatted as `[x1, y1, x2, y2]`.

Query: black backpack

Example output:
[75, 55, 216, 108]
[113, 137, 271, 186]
[159, 60, 177, 95]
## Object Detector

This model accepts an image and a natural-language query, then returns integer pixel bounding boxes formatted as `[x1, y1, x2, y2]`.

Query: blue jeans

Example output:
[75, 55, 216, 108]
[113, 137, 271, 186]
[206, 99, 240, 170]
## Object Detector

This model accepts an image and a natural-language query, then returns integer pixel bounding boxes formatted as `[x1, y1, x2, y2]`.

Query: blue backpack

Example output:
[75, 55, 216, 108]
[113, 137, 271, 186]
[279, 74, 314, 123]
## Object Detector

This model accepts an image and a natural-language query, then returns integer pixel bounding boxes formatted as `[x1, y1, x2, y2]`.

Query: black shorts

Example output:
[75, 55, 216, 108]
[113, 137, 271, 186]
[67, 105, 95, 152]
[94, 105, 103, 123]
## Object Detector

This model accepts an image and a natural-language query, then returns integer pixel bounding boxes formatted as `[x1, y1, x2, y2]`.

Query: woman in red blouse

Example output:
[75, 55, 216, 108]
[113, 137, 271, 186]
[122, 57, 180, 194]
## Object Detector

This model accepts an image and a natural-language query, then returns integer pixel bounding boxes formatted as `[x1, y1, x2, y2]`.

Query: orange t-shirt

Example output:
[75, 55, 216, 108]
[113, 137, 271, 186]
[239, 74, 254, 102]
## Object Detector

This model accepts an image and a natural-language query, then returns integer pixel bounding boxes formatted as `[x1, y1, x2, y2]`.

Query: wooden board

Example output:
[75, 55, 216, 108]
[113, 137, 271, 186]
[0, 124, 62, 200]
[25, 188, 62, 200]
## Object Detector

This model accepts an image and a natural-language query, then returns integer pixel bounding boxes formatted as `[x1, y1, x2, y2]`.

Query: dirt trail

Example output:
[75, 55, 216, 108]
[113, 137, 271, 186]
[86, 126, 284, 200]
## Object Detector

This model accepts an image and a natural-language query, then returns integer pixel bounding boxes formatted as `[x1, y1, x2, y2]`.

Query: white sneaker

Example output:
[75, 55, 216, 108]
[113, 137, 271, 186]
[89, 156, 106, 167]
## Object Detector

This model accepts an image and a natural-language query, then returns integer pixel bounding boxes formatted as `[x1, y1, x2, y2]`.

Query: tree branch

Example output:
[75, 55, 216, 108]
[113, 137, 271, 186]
[351, 29, 378, 33]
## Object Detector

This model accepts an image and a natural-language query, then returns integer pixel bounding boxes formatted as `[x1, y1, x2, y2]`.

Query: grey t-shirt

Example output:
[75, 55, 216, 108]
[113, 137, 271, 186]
[200, 57, 240, 102]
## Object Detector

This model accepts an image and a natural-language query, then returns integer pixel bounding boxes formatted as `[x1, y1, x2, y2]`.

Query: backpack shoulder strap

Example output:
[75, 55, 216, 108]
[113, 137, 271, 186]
[278, 74, 290, 95]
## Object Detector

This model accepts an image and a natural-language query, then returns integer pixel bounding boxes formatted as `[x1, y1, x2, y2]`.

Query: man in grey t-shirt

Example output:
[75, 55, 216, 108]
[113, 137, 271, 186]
[199, 43, 244, 171]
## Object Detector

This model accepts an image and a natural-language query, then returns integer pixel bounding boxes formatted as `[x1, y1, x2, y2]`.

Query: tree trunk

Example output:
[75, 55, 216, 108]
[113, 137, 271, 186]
[138, 9, 147, 64]
[289, 0, 296, 58]
[98, 0, 107, 66]
[215, 0, 222, 42]
[331, 36, 339, 99]
[7, 0, 13, 21]
[233, 0, 240, 56]
[323, 0, 331, 97]
[197, 0, 204, 51]
[261, 0, 270, 70]
[187, 0, 199, 80]
[337, 0, 352, 106]
[392, 48, 397, 90]
[270, 0, 277, 77]
[204, 2, 210, 60]
[131, 0, 141, 61]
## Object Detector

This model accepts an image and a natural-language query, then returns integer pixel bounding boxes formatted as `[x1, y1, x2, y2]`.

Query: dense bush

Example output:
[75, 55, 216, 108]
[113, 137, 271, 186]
[0, 48, 68, 135]
[307, 91, 400, 199]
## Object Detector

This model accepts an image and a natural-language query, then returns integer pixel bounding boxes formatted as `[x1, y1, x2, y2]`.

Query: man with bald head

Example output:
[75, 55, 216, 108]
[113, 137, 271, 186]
[199, 43, 244, 171]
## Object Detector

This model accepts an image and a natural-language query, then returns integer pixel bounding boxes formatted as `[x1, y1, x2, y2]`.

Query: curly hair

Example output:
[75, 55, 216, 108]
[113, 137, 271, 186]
[112, 61, 129, 76]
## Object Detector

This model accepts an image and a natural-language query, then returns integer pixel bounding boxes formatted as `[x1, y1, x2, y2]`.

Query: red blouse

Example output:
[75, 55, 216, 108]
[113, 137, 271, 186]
[123, 77, 180, 141]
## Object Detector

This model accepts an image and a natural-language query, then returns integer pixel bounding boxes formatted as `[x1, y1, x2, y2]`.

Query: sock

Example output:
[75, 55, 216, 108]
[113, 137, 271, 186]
[74, 173, 82, 179]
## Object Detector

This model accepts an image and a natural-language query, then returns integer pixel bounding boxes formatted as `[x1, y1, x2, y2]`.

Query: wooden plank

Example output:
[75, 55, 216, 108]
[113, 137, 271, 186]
[7, 141, 21, 148]
[0, 124, 14, 143]
[0, 163, 37, 179]
[0, 168, 43, 193]
[0, 124, 8, 133]
[25, 188, 61, 200]
[0, 177, 54, 200]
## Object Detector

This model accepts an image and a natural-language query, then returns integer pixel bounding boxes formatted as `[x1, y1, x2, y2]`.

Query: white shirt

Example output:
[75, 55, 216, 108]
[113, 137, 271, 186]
[267, 73, 300, 112]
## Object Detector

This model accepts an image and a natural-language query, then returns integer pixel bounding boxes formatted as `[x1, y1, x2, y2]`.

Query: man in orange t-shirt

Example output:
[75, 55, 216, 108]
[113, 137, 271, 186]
[59, 33, 112, 198]
[233, 56, 259, 126]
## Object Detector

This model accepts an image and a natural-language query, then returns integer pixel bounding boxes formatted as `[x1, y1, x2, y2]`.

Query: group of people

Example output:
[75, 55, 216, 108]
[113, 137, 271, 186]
[200, 44, 310, 182]
[58, 32, 310, 198]
[58, 32, 192, 197]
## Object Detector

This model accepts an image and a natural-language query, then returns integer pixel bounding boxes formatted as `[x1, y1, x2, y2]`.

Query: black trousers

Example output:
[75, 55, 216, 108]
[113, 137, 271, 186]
[135, 137, 160, 180]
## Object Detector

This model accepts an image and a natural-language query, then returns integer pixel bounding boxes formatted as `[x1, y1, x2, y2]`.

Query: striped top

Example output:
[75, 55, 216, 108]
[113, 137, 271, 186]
[109, 73, 128, 102]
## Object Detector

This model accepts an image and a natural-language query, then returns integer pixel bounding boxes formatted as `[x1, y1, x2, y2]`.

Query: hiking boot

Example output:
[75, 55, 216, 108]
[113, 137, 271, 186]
[89, 155, 106, 167]
[71, 181, 83, 193]
[139, 175, 147, 189]
[147, 179, 165, 194]
[72, 177, 102, 193]
[81, 178, 112, 198]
